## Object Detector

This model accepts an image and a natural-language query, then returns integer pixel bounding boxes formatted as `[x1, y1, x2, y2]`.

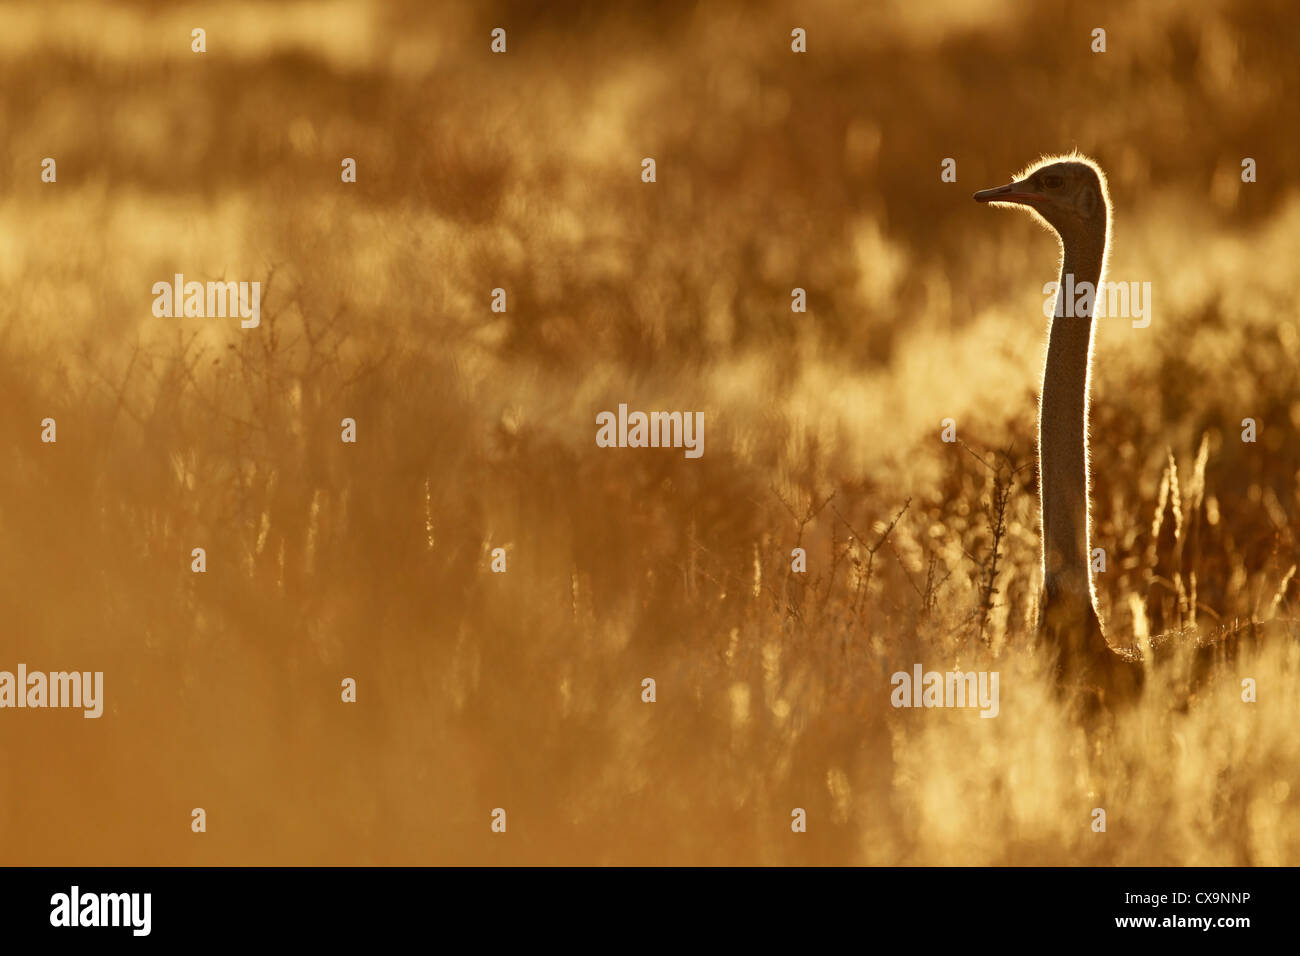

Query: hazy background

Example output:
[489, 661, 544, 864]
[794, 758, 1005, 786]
[1, 0, 1297, 864]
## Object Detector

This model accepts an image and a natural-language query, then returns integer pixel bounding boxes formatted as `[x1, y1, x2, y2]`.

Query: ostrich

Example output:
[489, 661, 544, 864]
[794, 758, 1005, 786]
[973, 154, 1167, 702]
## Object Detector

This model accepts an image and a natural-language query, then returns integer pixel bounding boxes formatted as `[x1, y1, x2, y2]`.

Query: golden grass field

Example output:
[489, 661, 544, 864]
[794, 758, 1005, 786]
[1, 0, 1297, 865]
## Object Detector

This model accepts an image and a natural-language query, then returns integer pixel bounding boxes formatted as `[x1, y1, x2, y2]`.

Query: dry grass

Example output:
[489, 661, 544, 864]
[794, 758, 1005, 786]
[0, 0, 1297, 865]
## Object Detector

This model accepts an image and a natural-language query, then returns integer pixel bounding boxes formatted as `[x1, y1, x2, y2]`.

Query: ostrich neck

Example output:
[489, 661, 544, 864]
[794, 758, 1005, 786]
[1039, 227, 1106, 625]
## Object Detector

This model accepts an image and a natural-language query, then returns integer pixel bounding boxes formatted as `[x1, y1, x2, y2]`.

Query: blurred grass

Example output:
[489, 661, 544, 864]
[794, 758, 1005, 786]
[0, 0, 1297, 864]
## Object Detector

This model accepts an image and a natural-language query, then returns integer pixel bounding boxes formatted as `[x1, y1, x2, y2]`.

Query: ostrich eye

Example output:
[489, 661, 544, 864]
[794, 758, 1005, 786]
[1043, 174, 1064, 189]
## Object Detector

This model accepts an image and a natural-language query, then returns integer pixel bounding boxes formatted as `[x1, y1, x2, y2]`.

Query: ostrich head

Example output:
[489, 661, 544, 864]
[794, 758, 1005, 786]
[973, 155, 1109, 245]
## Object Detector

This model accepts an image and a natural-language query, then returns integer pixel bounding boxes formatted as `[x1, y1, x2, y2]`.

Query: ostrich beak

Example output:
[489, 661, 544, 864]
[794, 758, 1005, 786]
[973, 180, 1046, 205]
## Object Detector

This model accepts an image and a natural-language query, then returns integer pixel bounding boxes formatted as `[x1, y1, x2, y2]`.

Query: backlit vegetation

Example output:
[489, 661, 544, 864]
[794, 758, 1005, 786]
[1, 0, 1297, 864]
